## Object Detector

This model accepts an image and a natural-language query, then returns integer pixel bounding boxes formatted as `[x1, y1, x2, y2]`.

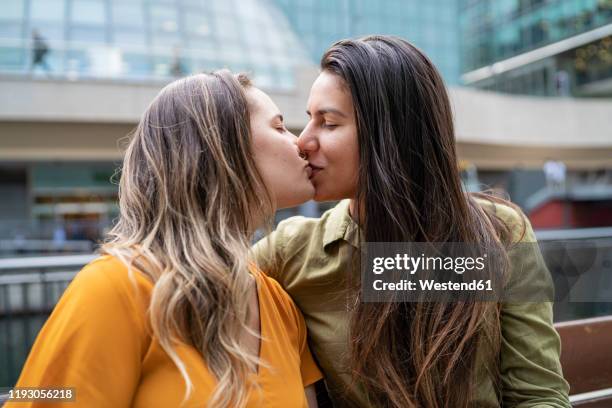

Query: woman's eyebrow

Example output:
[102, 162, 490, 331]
[306, 108, 347, 118]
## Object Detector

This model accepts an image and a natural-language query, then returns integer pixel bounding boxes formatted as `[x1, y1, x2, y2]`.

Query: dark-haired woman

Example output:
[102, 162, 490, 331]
[253, 36, 570, 407]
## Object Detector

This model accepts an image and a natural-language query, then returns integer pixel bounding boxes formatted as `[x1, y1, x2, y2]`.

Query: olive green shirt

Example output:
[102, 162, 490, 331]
[252, 199, 570, 407]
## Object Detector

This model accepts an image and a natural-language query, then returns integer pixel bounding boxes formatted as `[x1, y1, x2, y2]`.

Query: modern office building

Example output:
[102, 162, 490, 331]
[273, 0, 461, 84]
[0, 0, 461, 246]
[0, 0, 314, 246]
[461, 0, 612, 96]
[0, 0, 311, 89]
[0, 0, 461, 86]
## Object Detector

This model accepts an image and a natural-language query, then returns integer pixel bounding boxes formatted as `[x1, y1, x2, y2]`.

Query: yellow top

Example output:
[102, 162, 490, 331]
[7, 255, 322, 408]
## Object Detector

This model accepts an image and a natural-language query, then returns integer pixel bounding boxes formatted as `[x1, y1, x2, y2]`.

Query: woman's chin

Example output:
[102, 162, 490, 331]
[313, 189, 345, 203]
[275, 189, 315, 210]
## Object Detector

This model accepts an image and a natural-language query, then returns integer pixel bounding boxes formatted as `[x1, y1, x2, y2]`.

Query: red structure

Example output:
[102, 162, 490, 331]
[527, 187, 612, 229]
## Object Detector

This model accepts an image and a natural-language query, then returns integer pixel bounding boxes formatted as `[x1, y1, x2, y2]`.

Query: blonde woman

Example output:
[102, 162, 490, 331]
[8, 71, 321, 407]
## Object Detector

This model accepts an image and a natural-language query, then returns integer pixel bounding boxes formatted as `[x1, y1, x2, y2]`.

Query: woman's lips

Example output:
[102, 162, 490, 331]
[305, 164, 312, 177]
[308, 164, 323, 179]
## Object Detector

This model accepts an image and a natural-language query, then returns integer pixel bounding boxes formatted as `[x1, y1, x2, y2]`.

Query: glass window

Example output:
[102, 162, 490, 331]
[1, 0, 25, 20]
[495, 0, 517, 19]
[65, 48, 89, 74]
[152, 55, 172, 76]
[150, 4, 178, 33]
[213, 12, 239, 41]
[121, 53, 151, 77]
[267, 29, 286, 52]
[29, 24, 65, 43]
[113, 28, 146, 47]
[197, 57, 222, 72]
[188, 42, 218, 61]
[111, 2, 143, 27]
[219, 44, 247, 65]
[184, 11, 212, 38]
[209, 0, 235, 13]
[252, 65, 274, 89]
[423, 25, 439, 45]
[31, 0, 66, 23]
[151, 32, 180, 47]
[149, 4, 180, 46]
[267, 53, 291, 67]
[296, 8, 315, 31]
[0, 22, 24, 40]
[69, 26, 106, 43]
[236, 0, 261, 19]
[70, 0, 106, 25]
[277, 66, 295, 90]
[317, 13, 337, 36]
[0, 47, 26, 71]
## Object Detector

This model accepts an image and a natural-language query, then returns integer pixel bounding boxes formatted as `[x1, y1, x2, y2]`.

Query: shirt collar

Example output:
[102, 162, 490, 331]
[322, 199, 361, 249]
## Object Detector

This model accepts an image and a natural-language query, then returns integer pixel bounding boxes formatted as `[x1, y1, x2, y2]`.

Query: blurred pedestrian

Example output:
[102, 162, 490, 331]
[170, 46, 186, 77]
[555, 70, 570, 96]
[52, 221, 67, 251]
[544, 159, 567, 191]
[31, 30, 51, 74]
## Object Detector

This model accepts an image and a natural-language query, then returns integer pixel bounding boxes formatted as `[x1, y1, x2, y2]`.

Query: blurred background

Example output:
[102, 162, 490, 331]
[0, 0, 611, 392]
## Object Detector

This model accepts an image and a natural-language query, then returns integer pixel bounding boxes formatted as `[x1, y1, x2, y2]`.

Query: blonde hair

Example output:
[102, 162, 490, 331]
[103, 71, 272, 407]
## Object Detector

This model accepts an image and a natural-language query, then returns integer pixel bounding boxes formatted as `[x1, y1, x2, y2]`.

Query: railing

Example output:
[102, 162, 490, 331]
[0, 37, 205, 82]
[0, 38, 298, 91]
[536, 226, 612, 241]
[0, 218, 113, 256]
[0, 239, 93, 257]
[0, 254, 95, 388]
[536, 227, 612, 323]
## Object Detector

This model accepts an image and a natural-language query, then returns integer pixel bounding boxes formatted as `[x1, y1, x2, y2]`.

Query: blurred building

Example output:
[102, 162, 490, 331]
[461, 0, 612, 96]
[0, 0, 311, 86]
[0, 0, 612, 251]
[0, 0, 313, 248]
[273, 0, 461, 84]
[0, 0, 460, 248]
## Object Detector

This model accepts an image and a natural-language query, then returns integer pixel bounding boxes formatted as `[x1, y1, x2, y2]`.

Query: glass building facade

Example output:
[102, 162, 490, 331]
[461, 0, 612, 96]
[273, 0, 461, 84]
[0, 0, 311, 90]
[0, 0, 461, 87]
[0, 0, 462, 245]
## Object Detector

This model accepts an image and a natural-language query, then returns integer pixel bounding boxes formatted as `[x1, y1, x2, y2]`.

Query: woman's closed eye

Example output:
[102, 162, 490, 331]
[322, 122, 338, 130]
[274, 122, 287, 133]
[271, 113, 287, 133]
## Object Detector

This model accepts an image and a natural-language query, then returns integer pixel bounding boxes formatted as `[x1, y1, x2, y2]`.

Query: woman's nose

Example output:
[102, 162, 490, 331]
[297, 123, 319, 152]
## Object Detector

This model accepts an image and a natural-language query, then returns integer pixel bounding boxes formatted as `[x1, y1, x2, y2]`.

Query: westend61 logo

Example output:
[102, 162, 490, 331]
[361, 241, 612, 303]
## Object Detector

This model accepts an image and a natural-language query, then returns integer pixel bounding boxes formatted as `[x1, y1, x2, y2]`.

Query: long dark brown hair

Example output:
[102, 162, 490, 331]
[321, 36, 524, 407]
